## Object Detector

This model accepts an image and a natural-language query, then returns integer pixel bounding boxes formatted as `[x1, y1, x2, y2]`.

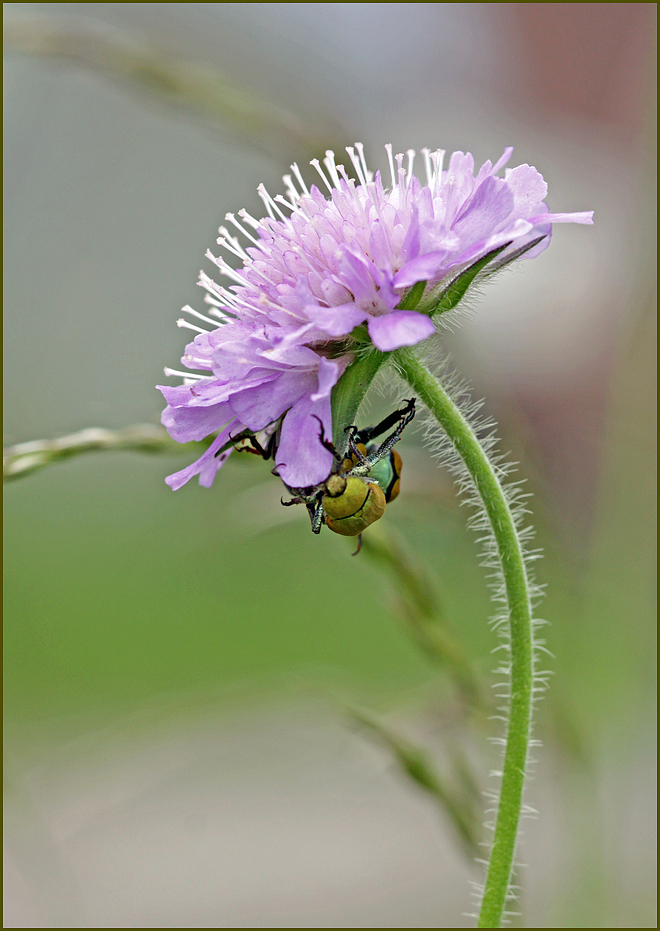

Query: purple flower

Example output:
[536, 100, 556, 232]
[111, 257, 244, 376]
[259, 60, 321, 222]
[159, 144, 593, 490]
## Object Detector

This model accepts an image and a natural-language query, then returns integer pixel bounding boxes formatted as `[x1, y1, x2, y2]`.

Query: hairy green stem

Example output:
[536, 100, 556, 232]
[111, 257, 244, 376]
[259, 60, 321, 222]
[393, 348, 533, 929]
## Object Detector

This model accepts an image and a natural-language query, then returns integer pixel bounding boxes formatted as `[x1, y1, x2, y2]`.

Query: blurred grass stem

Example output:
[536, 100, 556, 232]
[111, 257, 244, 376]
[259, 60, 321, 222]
[359, 523, 485, 711]
[3, 425, 200, 481]
[393, 348, 534, 929]
[348, 705, 480, 857]
[3, 11, 340, 159]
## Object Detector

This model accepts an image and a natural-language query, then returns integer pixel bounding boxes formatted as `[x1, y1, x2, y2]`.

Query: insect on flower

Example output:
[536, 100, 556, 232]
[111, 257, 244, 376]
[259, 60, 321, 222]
[158, 143, 593, 495]
[279, 397, 416, 549]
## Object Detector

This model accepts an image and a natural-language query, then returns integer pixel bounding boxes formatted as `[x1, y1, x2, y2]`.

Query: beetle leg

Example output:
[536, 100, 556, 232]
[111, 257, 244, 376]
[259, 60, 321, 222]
[362, 398, 416, 468]
[311, 414, 338, 458]
[346, 430, 370, 467]
[351, 533, 363, 556]
[310, 500, 325, 534]
[355, 397, 416, 445]
[281, 495, 305, 507]
[262, 433, 277, 460]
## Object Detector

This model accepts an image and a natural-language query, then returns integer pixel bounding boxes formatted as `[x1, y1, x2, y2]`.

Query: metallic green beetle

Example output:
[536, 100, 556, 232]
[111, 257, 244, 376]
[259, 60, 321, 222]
[280, 397, 416, 541]
[321, 471, 387, 537]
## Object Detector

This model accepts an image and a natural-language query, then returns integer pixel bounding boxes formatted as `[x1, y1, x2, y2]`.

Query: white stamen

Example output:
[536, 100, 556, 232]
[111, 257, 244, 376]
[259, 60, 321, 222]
[199, 270, 240, 302]
[206, 306, 229, 321]
[406, 149, 415, 187]
[385, 144, 396, 190]
[206, 283, 251, 311]
[210, 297, 240, 317]
[310, 158, 333, 194]
[163, 367, 206, 380]
[336, 163, 362, 213]
[181, 304, 224, 328]
[274, 193, 307, 217]
[204, 290, 239, 314]
[219, 228, 250, 258]
[282, 174, 299, 203]
[256, 184, 275, 220]
[355, 142, 370, 183]
[177, 318, 208, 334]
[421, 147, 433, 186]
[204, 252, 247, 286]
[337, 164, 351, 184]
[290, 162, 309, 195]
[225, 212, 260, 245]
[238, 208, 261, 230]
[431, 149, 445, 195]
[231, 290, 279, 315]
[346, 146, 367, 186]
[323, 150, 341, 187]
[217, 229, 250, 262]
[204, 265, 270, 309]
[184, 353, 212, 368]
[257, 183, 287, 221]
[395, 153, 406, 206]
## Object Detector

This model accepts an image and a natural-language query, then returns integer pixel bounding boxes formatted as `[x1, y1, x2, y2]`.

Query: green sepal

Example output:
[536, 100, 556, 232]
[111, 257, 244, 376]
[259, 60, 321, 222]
[478, 234, 547, 279]
[396, 279, 426, 310]
[424, 242, 511, 317]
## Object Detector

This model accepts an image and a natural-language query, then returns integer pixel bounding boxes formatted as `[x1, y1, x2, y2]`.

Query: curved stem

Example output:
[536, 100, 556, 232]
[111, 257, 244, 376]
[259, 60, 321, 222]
[393, 347, 533, 929]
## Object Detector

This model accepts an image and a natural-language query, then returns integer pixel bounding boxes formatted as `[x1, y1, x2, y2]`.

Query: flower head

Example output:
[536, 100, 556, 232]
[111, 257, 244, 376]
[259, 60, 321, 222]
[159, 144, 593, 490]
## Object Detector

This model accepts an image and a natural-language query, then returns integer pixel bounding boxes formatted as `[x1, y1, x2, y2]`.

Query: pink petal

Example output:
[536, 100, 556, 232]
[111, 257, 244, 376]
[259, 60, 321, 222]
[530, 211, 594, 224]
[394, 250, 452, 289]
[161, 401, 235, 443]
[165, 427, 236, 491]
[303, 302, 368, 337]
[275, 395, 334, 488]
[310, 356, 344, 402]
[229, 370, 315, 431]
[367, 311, 436, 352]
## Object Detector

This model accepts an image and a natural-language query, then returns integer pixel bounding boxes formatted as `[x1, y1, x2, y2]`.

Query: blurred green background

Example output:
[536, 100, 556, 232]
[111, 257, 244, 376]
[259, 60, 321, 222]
[4, 4, 656, 928]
